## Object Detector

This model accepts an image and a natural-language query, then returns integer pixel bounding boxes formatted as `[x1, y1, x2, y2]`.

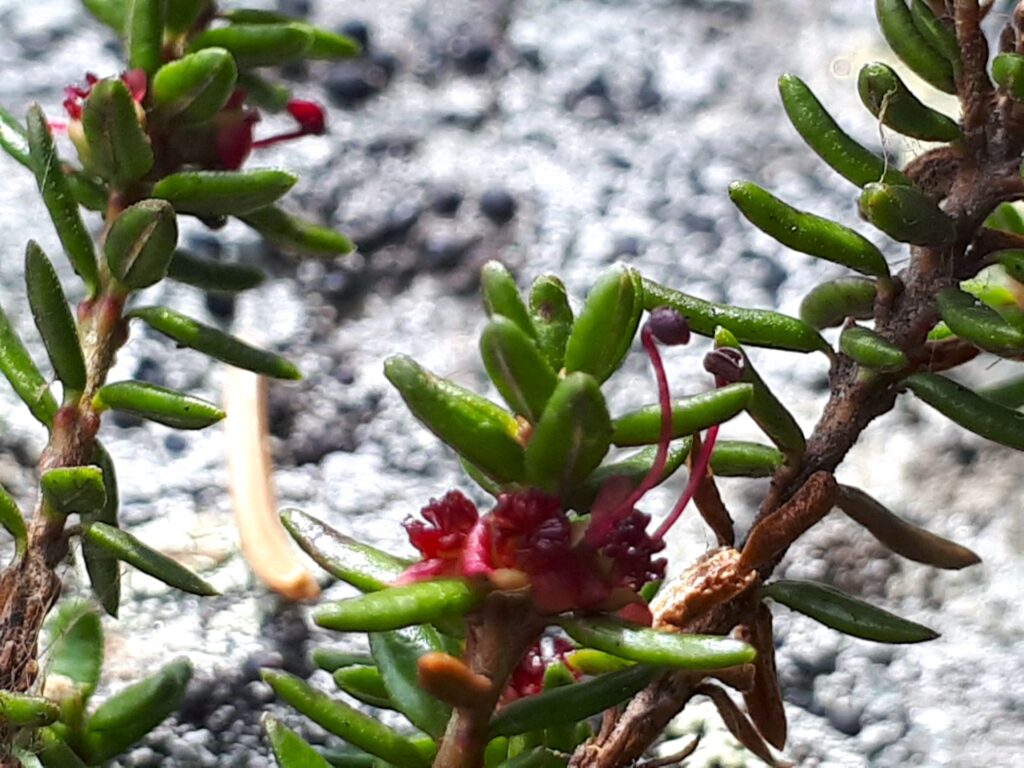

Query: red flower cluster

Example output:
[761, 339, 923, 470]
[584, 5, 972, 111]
[56, 70, 327, 172]
[397, 307, 724, 624]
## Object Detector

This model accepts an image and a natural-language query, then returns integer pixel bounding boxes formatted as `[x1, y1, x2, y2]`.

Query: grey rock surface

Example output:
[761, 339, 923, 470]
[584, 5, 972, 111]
[0, 0, 1022, 765]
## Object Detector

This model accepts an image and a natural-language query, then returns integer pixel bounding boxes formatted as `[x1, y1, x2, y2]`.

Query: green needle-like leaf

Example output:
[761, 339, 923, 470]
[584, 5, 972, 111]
[0, 104, 30, 169]
[525, 372, 612, 498]
[263, 715, 333, 768]
[44, 599, 103, 698]
[239, 205, 354, 257]
[25, 241, 87, 393]
[905, 372, 1024, 450]
[95, 380, 225, 429]
[384, 354, 525, 484]
[153, 170, 297, 217]
[314, 579, 481, 632]
[83, 659, 192, 763]
[261, 670, 434, 768]
[332, 665, 394, 709]
[0, 484, 26, 560]
[0, 298, 57, 427]
[151, 48, 238, 125]
[489, 665, 657, 738]
[559, 617, 756, 669]
[166, 250, 266, 292]
[129, 305, 301, 379]
[0, 691, 61, 728]
[82, 443, 121, 616]
[40, 466, 106, 515]
[480, 316, 558, 423]
[188, 23, 315, 67]
[81, 78, 154, 186]
[643, 278, 828, 353]
[611, 383, 753, 446]
[104, 199, 179, 289]
[125, 0, 163, 75]
[27, 104, 99, 295]
[764, 579, 939, 643]
[563, 264, 644, 384]
[280, 508, 410, 591]
[82, 522, 218, 596]
[481, 261, 536, 339]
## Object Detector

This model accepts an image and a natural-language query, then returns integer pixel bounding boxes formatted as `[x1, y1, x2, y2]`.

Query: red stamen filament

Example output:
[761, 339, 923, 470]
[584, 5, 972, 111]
[251, 129, 311, 149]
[623, 324, 674, 509]
[653, 423, 719, 542]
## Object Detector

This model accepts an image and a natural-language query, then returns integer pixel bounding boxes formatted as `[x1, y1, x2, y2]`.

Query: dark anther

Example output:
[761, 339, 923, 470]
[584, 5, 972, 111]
[703, 348, 744, 383]
[646, 306, 690, 346]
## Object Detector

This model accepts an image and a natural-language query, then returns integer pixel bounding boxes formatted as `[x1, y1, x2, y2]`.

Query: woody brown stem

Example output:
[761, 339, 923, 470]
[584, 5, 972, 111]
[0, 195, 130, 747]
[433, 593, 544, 768]
[569, 15, 1024, 767]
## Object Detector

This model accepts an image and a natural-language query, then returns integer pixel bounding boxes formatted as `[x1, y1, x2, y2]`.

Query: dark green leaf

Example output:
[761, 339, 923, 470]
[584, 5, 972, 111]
[82, 442, 121, 616]
[370, 625, 451, 737]
[559, 617, 756, 669]
[528, 274, 574, 372]
[82, 522, 218, 596]
[384, 354, 525, 484]
[839, 325, 908, 372]
[709, 440, 784, 477]
[43, 599, 103, 698]
[0, 298, 57, 426]
[314, 579, 480, 632]
[188, 23, 314, 67]
[264, 714, 333, 768]
[764, 579, 938, 643]
[0, 484, 26, 559]
[481, 261, 535, 339]
[858, 182, 955, 247]
[332, 665, 394, 709]
[82, 0, 127, 30]
[905, 372, 1024, 450]
[25, 241, 87, 393]
[730, 181, 889, 277]
[280, 508, 409, 591]
[239, 205, 354, 257]
[40, 466, 106, 515]
[130, 305, 301, 379]
[936, 287, 1024, 356]
[152, 170, 297, 217]
[83, 659, 192, 763]
[611, 383, 753, 446]
[167, 250, 266, 292]
[643, 278, 828, 353]
[237, 72, 292, 112]
[152, 48, 238, 125]
[563, 265, 643, 383]
[312, 648, 375, 672]
[81, 78, 154, 185]
[125, 0, 164, 75]
[261, 670, 433, 767]
[480, 316, 558, 423]
[489, 665, 657, 738]
[799, 276, 877, 330]
[164, 0, 208, 35]
[524, 372, 612, 497]
[26, 104, 99, 294]
[0, 104, 30, 169]
[0, 692, 61, 727]
[104, 199, 178, 289]
[95, 380, 224, 429]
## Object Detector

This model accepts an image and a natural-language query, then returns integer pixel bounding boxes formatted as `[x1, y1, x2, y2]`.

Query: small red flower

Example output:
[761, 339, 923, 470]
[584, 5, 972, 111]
[396, 491, 479, 584]
[503, 637, 578, 702]
[56, 69, 147, 128]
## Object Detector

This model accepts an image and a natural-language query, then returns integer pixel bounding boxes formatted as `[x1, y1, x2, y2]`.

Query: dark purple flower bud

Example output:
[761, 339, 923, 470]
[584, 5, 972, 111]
[646, 307, 690, 346]
[703, 348, 744, 383]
